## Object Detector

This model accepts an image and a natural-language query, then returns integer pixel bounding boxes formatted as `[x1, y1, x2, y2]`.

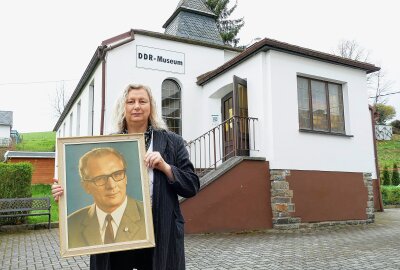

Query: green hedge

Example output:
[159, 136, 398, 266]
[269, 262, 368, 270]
[381, 185, 400, 205]
[0, 162, 33, 225]
[0, 162, 33, 199]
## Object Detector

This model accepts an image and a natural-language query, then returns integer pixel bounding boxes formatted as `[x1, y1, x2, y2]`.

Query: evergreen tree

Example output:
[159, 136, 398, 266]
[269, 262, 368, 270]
[392, 163, 400, 186]
[382, 166, 391, 186]
[205, 0, 244, 47]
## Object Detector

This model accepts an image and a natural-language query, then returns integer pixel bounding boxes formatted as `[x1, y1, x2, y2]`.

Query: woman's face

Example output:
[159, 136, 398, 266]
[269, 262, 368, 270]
[124, 88, 151, 127]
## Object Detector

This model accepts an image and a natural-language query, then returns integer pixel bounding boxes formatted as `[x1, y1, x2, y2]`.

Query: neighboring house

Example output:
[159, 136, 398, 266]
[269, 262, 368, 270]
[53, 0, 382, 232]
[0, 111, 12, 147]
[4, 151, 55, 184]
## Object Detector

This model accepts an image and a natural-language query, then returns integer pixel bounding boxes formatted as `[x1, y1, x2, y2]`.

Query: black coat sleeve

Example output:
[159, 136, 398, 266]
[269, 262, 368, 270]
[168, 133, 200, 198]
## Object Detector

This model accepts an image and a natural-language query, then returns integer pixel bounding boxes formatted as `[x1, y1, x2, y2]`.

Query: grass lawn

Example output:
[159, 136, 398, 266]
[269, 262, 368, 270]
[28, 184, 59, 224]
[16, 131, 56, 152]
[377, 134, 400, 170]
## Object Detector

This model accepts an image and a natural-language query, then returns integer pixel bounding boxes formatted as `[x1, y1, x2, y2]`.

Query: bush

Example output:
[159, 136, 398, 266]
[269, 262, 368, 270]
[0, 162, 33, 198]
[381, 186, 400, 205]
[392, 163, 400, 186]
[391, 120, 400, 134]
[0, 162, 33, 225]
[382, 166, 391, 186]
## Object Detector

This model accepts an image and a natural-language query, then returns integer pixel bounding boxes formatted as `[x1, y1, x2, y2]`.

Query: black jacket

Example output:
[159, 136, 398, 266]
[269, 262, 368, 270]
[90, 129, 200, 270]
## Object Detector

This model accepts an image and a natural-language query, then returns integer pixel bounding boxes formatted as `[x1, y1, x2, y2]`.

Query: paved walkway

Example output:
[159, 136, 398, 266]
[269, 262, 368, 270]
[1, 209, 400, 269]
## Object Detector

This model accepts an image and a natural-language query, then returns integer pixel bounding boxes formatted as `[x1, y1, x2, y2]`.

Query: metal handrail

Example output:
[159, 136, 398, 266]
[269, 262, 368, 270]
[186, 116, 258, 177]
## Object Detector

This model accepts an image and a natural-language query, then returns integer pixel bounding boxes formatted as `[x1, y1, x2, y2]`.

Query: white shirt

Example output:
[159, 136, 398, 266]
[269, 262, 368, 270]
[147, 137, 154, 205]
[96, 196, 128, 243]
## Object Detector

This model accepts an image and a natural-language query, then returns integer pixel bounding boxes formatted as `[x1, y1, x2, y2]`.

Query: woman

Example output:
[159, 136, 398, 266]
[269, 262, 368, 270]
[52, 83, 200, 270]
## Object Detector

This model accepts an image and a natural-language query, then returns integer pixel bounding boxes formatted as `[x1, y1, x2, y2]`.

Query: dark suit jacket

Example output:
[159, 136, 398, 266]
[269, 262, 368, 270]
[90, 129, 200, 270]
[68, 196, 146, 249]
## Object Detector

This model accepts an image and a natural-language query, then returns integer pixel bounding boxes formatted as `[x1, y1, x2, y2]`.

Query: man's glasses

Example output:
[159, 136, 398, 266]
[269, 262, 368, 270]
[83, 169, 126, 186]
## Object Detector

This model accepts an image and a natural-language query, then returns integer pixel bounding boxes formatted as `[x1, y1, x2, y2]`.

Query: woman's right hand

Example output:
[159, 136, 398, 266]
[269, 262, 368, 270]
[51, 178, 64, 202]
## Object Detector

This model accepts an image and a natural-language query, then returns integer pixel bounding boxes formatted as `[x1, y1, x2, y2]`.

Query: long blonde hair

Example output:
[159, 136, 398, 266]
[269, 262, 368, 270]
[113, 83, 168, 133]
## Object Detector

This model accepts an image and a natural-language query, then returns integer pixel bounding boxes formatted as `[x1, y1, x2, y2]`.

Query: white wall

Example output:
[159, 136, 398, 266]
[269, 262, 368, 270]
[55, 66, 102, 139]
[54, 32, 377, 178]
[201, 50, 377, 177]
[0, 125, 10, 138]
[267, 50, 376, 177]
[201, 52, 267, 159]
[103, 34, 228, 140]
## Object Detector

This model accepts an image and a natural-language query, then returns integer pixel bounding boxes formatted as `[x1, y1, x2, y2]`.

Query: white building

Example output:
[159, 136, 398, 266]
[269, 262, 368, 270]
[0, 111, 13, 147]
[54, 0, 382, 232]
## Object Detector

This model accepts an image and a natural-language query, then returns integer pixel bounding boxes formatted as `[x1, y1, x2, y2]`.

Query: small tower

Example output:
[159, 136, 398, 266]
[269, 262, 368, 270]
[163, 0, 224, 45]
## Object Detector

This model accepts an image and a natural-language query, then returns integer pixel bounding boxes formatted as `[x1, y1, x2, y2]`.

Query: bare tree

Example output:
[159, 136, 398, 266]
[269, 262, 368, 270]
[334, 39, 370, 62]
[369, 69, 394, 104]
[333, 39, 393, 104]
[52, 81, 69, 118]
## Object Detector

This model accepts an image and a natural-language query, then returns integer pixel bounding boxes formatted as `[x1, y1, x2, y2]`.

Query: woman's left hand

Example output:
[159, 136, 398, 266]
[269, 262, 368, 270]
[145, 151, 174, 181]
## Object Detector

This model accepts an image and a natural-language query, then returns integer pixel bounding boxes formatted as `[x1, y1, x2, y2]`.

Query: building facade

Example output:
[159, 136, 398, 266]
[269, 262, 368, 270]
[54, 0, 382, 232]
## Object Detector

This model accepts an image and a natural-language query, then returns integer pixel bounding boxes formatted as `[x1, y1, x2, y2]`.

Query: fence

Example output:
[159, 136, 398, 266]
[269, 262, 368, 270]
[186, 116, 258, 177]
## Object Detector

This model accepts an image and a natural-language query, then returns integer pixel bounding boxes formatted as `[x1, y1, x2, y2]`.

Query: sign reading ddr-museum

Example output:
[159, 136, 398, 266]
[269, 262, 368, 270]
[136, 45, 185, 74]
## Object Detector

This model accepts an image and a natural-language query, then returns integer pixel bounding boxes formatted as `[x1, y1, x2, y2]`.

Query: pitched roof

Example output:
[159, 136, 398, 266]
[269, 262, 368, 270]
[4, 151, 55, 160]
[0, 111, 12, 126]
[197, 38, 381, 85]
[164, 0, 216, 28]
[163, 0, 223, 45]
[176, 0, 215, 15]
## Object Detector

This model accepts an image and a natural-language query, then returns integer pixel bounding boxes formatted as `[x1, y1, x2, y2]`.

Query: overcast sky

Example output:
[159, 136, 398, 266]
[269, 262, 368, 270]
[0, 0, 398, 133]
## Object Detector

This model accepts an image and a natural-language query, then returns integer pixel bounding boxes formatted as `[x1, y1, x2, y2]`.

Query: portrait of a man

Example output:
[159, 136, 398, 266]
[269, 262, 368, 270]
[67, 147, 146, 249]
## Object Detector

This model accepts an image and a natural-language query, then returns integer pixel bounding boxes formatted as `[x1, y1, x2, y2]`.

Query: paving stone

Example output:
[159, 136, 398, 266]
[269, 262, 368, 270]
[1, 209, 400, 269]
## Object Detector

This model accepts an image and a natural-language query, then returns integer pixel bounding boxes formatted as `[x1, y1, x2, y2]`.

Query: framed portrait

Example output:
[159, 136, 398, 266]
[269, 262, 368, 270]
[57, 134, 155, 257]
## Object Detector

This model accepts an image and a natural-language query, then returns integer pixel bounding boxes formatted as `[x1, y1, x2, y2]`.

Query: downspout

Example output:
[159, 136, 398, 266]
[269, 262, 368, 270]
[370, 106, 384, 212]
[99, 46, 107, 135]
[99, 30, 135, 135]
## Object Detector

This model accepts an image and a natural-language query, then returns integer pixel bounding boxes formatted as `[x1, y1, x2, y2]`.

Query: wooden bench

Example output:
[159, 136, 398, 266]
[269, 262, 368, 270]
[0, 197, 51, 229]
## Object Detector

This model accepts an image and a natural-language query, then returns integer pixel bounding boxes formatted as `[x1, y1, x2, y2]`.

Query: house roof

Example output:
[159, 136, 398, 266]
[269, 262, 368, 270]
[0, 111, 13, 126]
[52, 29, 240, 132]
[4, 151, 55, 160]
[163, 0, 217, 28]
[163, 0, 223, 45]
[197, 38, 381, 86]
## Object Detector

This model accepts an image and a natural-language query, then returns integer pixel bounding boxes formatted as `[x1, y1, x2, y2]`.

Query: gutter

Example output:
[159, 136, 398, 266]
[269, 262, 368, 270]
[99, 30, 135, 135]
[369, 105, 384, 212]
[53, 30, 135, 134]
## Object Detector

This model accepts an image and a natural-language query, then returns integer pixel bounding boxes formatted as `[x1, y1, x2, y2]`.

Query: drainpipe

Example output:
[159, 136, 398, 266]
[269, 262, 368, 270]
[98, 47, 107, 135]
[99, 30, 135, 135]
[370, 105, 384, 212]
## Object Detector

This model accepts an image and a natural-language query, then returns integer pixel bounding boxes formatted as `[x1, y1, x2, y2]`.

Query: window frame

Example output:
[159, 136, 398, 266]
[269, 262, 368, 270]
[297, 76, 347, 136]
[161, 79, 182, 135]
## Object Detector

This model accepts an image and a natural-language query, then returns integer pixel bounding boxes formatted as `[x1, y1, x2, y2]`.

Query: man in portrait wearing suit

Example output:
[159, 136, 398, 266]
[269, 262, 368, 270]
[68, 147, 146, 249]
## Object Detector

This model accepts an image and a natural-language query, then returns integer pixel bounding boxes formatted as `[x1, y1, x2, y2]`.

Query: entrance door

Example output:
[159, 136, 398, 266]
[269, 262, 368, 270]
[222, 92, 234, 159]
[221, 76, 249, 159]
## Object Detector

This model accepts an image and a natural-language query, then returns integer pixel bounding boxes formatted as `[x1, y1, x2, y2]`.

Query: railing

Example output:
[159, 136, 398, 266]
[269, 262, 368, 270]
[186, 116, 258, 177]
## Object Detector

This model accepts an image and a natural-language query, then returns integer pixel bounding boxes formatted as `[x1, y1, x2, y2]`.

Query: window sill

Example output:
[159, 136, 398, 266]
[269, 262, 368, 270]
[299, 129, 354, 137]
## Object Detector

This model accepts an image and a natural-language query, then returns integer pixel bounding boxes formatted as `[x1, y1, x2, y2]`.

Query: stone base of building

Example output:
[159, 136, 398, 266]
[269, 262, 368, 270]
[270, 169, 375, 230]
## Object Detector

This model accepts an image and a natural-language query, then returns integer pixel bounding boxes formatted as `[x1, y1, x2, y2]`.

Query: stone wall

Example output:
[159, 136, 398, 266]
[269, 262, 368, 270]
[270, 169, 375, 230]
[270, 169, 300, 229]
[363, 172, 375, 223]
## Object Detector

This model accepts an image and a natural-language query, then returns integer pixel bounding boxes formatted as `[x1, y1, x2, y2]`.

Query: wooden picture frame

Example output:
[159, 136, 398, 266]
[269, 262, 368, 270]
[57, 134, 155, 257]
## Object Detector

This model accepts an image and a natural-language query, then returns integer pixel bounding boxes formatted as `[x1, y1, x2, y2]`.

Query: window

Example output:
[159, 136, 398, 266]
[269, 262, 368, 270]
[69, 113, 73, 137]
[88, 82, 94, 135]
[297, 77, 345, 134]
[76, 101, 81, 136]
[162, 79, 181, 135]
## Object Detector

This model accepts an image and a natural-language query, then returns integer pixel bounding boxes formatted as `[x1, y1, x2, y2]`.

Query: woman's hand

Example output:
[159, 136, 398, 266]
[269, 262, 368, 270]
[145, 151, 174, 181]
[51, 178, 64, 202]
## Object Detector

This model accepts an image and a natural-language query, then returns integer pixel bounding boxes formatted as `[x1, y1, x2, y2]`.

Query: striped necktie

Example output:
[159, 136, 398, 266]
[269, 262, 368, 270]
[104, 214, 114, 244]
